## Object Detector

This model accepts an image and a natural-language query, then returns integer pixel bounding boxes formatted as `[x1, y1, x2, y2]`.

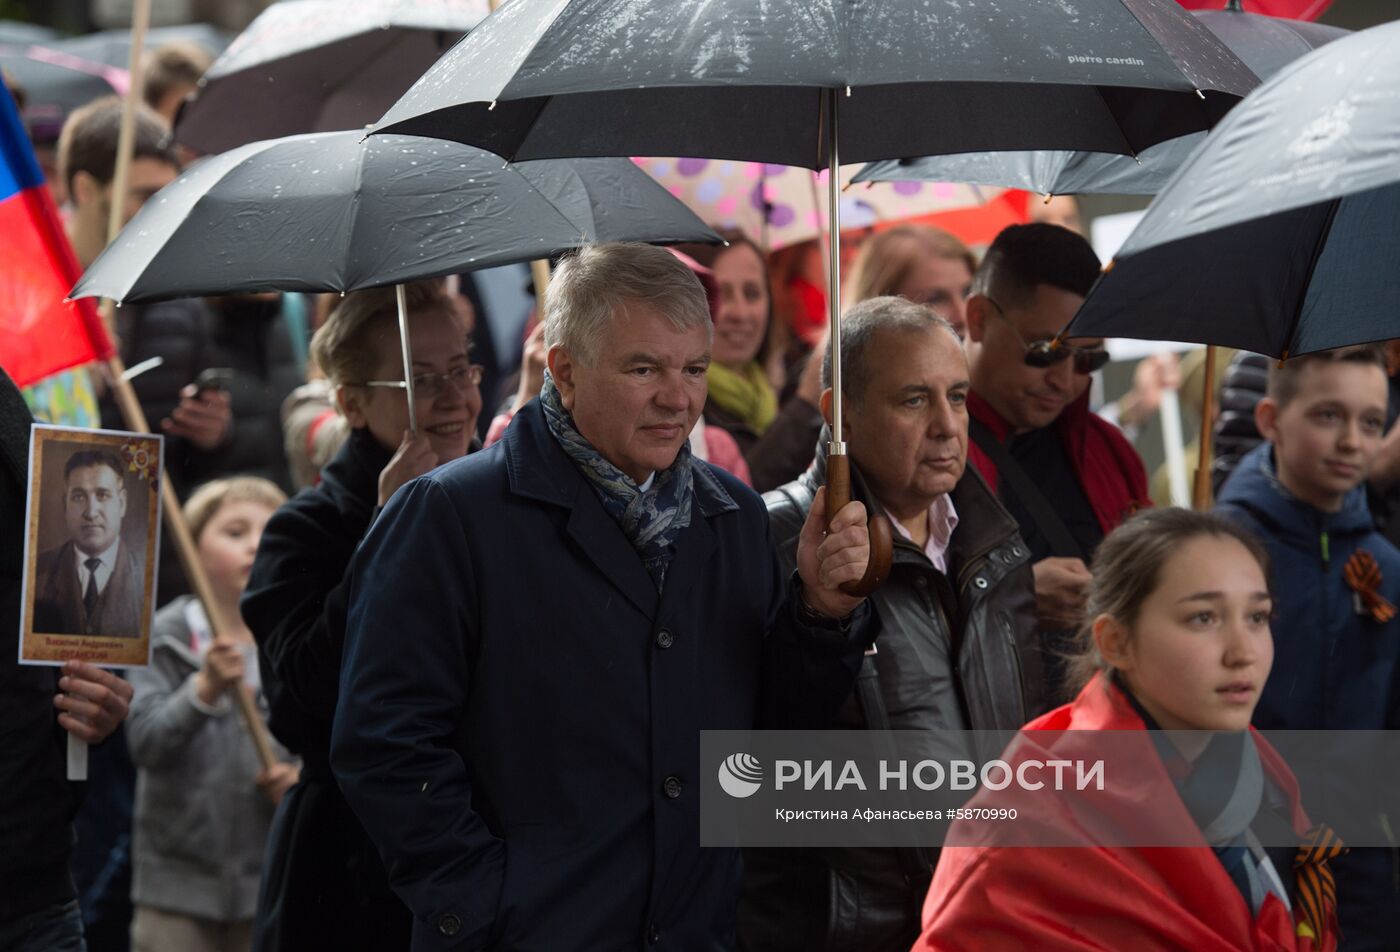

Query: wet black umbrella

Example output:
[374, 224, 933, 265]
[1067, 19, 1400, 359]
[175, 0, 488, 155]
[72, 132, 719, 301]
[371, 0, 1259, 593]
[71, 131, 720, 431]
[854, 1, 1347, 196]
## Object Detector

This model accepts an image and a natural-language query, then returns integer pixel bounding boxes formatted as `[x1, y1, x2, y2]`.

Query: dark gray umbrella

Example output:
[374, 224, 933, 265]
[174, 0, 488, 155]
[71, 131, 720, 432]
[854, 2, 1347, 196]
[370, 0, 1258, 592]
[1068, 18, 1400, 358]
[72, 132, 720, 302]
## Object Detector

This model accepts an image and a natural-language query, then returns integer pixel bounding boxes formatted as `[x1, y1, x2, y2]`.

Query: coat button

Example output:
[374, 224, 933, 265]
[974, 577, 989, 589]
[437, 914, 462, 937]
[655, 628, 674, 649]
[648, 923, 663, 944]
[1011, 546, 1024, 558]
[663, 776, 683, 799]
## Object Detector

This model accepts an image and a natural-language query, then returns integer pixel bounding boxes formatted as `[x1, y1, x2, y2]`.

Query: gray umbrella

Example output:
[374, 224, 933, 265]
[174, 0, 488, 155]
[52, 24, 232, 69]
[854, 2, 1348, 196]
[0, 21, 58, 45]
[370, 0, 1258, 592]
[1067, 18, 1400, 358]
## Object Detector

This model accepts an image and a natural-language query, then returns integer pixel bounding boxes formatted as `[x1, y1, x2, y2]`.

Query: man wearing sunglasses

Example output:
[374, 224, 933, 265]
[964, 224, 1150, 698]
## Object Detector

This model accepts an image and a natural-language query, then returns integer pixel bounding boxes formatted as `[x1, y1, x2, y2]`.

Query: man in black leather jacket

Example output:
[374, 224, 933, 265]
[740, 297, 1050, 952]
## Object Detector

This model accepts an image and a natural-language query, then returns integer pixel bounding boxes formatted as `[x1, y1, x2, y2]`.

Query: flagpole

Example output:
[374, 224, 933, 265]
[97, 0, 275, 774]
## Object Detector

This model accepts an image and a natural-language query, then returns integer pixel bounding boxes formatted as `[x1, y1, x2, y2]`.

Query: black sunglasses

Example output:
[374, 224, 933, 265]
[985, 296, 1109, 375]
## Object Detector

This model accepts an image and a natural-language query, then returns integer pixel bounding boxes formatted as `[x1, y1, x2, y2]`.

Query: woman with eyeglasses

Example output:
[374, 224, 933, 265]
[240, 280, 481, 952]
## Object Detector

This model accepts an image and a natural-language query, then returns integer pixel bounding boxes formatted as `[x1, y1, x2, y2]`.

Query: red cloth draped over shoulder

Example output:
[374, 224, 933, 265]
[915, 675, 1338, 952]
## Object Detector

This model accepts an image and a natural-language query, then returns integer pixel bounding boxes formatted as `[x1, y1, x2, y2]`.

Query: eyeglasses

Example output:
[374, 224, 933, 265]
[984, 296, 1109, 375]
[356, 364, 484, 400]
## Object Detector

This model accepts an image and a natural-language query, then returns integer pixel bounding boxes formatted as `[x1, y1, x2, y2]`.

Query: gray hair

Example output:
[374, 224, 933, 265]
[544, 243, 711, 365]
[821, 296, 961, 407]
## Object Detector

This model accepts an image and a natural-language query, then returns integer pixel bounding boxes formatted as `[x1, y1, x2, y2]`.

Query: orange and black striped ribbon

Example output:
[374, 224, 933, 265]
[1293, 824, 1347, 940]
[1343, 550, 1397, 623]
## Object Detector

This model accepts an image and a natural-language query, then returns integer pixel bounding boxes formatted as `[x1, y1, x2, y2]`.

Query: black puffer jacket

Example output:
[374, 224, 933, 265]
[1211, 351, 1268, 496]
[740, 438, 1047, 952]
[0, 368, 79, 921]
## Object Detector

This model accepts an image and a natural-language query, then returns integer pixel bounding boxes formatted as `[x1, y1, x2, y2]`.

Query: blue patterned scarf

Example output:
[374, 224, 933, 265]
[541, 372, 693, 590]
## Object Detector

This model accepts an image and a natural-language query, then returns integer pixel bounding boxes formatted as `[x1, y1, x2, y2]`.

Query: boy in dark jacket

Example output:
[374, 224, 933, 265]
[1215, 344, 1400, 951]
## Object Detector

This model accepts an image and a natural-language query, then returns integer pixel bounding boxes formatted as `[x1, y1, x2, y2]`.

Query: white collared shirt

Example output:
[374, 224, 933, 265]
[73, 538, 120, 596]
[887, 494, 960, 574]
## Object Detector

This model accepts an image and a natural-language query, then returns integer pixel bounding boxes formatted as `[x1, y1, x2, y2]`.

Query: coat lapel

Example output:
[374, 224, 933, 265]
[506, 402, 660, 619]
[565, 484, 661, 619]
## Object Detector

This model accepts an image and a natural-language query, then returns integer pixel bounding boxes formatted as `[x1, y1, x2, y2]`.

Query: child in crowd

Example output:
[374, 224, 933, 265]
[127, 477, 298, 952]
[916, 508, 1340, 951]
[1215, 345, 1400, 948]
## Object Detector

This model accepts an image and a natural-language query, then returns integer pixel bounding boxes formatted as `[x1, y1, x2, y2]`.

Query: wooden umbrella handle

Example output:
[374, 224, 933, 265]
[826, 453, 893, 597]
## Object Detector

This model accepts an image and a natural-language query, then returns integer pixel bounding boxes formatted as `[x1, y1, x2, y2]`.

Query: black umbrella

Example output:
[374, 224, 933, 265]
[175, 0, 488, 155]
[371, 0, 1258, 593]
[72, 131, 720, 430]
[854, 1, 1347, 196]
[1068, 18, 1400, 359]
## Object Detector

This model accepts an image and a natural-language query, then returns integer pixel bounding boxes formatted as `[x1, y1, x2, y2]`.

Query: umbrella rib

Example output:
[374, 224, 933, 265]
[1090, 84, 1140, 160]
[1279, 196, 1342, 358]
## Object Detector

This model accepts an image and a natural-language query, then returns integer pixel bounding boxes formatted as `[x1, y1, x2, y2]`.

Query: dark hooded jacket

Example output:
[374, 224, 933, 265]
[1215, 442, 1400, 950]
[741, 435, 1048, 952]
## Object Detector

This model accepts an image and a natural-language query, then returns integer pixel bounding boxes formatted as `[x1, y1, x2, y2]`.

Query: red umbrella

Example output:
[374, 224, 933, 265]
[1176, 0, 1332, 21]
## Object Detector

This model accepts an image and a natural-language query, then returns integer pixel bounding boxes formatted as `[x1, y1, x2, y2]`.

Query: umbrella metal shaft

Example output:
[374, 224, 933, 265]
[827, 89, 845, 456]
[396, 283, 418, 433]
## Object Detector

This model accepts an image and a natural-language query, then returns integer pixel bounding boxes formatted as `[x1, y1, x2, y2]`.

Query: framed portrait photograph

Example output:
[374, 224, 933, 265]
[18, 425, 163, 668]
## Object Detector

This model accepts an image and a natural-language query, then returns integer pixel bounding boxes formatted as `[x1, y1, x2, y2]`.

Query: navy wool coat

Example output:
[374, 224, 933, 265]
[331, 401, 871, 951]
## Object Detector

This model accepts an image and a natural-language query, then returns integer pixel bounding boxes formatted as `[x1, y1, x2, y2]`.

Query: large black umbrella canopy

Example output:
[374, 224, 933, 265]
[1068, 19, 1400, 359]
[854, 2, 1347, 196]
[371, 0, 1258, 169]
[71, 131, 721, 304]
[174, 0, 489, 155]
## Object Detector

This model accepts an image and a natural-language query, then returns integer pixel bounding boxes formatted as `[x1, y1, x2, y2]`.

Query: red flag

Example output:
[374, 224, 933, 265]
[0, 84, 115, 388]
[1175, 0, 1334, 20]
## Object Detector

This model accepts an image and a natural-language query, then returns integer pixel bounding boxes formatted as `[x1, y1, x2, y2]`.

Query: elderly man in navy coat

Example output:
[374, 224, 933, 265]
[331, 242, 875, 951]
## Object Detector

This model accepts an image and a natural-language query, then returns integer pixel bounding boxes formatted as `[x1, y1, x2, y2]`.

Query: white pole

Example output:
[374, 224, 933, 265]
[1160, 388, 1189, 508]
[395, 284, 417, 433]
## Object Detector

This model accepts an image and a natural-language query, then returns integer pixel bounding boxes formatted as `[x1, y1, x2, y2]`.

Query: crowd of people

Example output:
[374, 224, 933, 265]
[2, 27, 1399, 952]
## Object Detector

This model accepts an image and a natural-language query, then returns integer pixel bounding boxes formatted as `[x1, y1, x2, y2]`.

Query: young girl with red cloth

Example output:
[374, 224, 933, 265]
[915, 508, 1341, 952]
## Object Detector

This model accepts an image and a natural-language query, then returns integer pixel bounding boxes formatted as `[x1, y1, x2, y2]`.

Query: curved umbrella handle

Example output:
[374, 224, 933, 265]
[826, 453, 893, 598]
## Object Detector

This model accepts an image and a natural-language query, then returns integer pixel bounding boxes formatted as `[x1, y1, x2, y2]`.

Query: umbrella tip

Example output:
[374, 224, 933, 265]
[1225, 0, 1244, 11]
[1195, 88, 1206, 100]
[1043, 193, 1054, 204]
[489, 100, 498, 111]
